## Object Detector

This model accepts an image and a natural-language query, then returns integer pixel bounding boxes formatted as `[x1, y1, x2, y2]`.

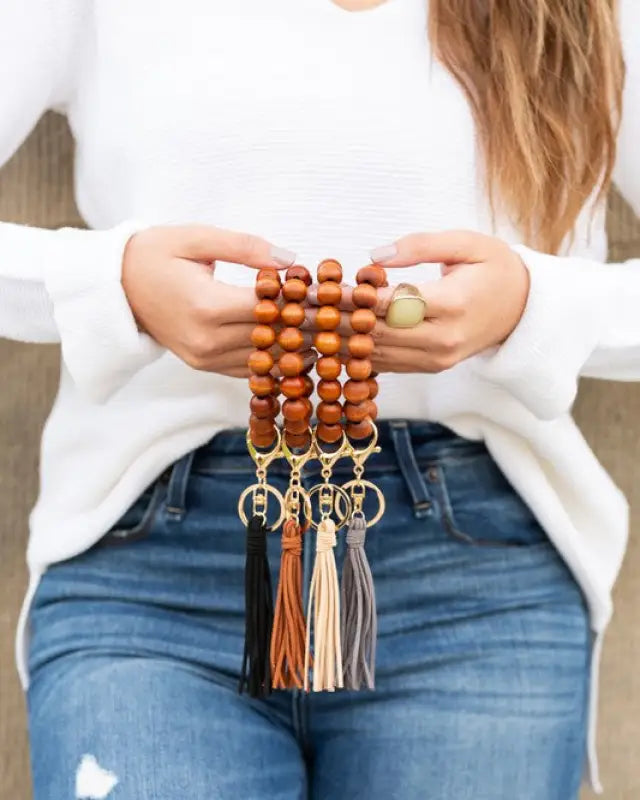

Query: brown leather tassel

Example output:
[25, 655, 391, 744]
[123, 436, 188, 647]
[270, 518, 308, 689]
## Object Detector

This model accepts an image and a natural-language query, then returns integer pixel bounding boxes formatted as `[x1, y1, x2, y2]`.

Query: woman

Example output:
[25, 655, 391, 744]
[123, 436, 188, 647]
[1, 0, 638, 797]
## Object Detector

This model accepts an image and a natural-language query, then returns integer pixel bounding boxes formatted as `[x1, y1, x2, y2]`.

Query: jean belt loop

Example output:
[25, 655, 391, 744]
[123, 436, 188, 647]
[165, 449, 196, 520]
[388, 420, 433, 519]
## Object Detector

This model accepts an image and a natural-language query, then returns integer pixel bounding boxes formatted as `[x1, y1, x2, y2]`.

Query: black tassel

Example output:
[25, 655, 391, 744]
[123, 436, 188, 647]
[239, 514, 274, 697]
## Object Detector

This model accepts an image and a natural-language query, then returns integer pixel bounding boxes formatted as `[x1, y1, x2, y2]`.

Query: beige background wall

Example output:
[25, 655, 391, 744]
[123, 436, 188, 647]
[0, 112, 639, 799]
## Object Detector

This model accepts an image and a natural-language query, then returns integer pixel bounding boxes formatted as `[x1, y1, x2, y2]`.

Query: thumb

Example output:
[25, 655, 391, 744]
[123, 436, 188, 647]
[370, 230, 496, 268]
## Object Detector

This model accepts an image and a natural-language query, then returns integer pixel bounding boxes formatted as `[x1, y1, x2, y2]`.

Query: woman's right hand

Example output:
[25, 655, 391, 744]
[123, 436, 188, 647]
[122, 225, 311, 377]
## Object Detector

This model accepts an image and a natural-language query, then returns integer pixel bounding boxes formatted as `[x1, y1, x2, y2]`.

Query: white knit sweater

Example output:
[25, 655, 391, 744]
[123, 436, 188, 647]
[1, 0, 639, 790]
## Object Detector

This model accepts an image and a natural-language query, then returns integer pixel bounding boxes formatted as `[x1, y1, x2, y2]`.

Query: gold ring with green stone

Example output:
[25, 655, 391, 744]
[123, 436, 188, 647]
[385, 283, 427, 328]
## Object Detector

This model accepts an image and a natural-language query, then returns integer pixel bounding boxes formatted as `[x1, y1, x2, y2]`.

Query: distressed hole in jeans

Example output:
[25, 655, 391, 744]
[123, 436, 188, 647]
[75, 754, 119, 799]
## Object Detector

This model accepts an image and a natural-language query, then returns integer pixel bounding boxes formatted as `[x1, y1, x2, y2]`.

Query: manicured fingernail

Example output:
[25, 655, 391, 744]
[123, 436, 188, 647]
[307, 286, 318, 304]
[370, 244, 397, 264]
[270, 245, 296, 267]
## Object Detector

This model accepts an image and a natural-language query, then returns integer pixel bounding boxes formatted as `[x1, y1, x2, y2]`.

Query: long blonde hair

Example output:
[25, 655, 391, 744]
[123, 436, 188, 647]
[429, 0, 625, 253]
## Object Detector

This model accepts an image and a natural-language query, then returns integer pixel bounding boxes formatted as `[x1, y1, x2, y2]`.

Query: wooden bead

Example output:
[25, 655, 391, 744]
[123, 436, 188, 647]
[316, 356, 341, 380]
[346, 357, 372, 380]
[344, 379, 370, 404]
[285, 431, 311, 450]
[366, 377, 379, 399]
[283, 398, 310, 421]
[280, 376, 307, 399]
[318, 379, 341, 402]
[284, 418, 309, 435]
[317, 401, 342, 425]
[251, 324, 276, 349]
[286, 265, 312, 285]
[278, 327, 304, 352]
[302, 374, 314, 397]
[347, 419, 374, 440]
[250, 394, 279, 419]
[365, 399, 378, 420]
[282, 278, 307, 302]
[278, 351, 304, 377]
[255, 277, 281, 300]
[356, 265, 387, 287]
[352, 283, 378, 309]
[249, 374, 276, 397]
[254, 299, 279, 324]
[249, 414, 276, 435]
[348, 334, 374, 358]
[280, 302, 306, 327]
[344, 401, 369, 423]
[247, 349, 274, 375]
[316, 305, 341, 331]
[257, 268, 281, 284]
[351, 308, 376, 334]
[314, 331, 341, 356]
[316, 422, 342, 444]
[317, 281, 342, 305]
[317, 259, 343, 283]
[251, 429, 277, 448]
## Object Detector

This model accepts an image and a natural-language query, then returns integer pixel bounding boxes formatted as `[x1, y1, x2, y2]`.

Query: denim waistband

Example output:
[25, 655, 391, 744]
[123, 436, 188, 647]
[189, 420, 486, 477]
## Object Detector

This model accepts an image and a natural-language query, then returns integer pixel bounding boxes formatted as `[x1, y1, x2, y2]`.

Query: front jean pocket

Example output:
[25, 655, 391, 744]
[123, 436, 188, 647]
[434, 452, 549, 548]
[98, 479, 165, 547]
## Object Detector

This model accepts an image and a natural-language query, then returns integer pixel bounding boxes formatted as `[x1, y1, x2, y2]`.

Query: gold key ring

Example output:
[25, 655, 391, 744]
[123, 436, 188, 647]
[308, 429, 352, 530]
[237, 483, 286, 531]
[281, 431, 315, 528]
[340, 479, 386, 528]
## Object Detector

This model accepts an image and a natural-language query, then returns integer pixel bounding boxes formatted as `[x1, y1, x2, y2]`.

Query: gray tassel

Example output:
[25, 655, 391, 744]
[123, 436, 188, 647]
[340, 516, 377, 690]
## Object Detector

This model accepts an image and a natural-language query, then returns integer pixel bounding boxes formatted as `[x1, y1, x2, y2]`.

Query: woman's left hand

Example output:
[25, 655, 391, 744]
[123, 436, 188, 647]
[306, 231, 530, 373]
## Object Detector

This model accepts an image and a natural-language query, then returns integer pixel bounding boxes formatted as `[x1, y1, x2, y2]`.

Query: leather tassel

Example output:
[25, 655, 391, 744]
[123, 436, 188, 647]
[239, 514, 274, 698]
[341, 516, 377, 690]
[304, 517, 343, 692]
[270, 518, 307, 689]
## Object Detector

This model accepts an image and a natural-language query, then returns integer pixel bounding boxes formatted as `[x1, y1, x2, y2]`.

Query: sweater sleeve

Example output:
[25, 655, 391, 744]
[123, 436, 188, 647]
[472, 0, 640, 421]
[0, 0, 162, 402]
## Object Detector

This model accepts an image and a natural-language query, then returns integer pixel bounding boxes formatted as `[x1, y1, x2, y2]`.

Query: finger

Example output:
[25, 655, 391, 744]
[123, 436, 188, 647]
[370, 344, 457, 374]
[370, 230, 498, 268]
[159, 225, 297, 269]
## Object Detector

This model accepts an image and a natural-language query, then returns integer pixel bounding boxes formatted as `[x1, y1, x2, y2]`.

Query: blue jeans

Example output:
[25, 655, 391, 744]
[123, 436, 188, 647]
[27, 421, 589, 800]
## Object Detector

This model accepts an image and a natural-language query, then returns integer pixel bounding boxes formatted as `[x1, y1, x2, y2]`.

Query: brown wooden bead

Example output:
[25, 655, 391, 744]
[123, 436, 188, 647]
[352, 283, 378, 309]
[280, 302, 306, 327]
[316, 422, 342, 444]
[316, 305, 341, 331]
[249, 374, 276, 397]
[348, 334, 374, 358]
[254, 299, 279, 324]
[314, 331, 341, 356]
[316, 356, 342, 380]
[285, 431, 311, 450]
[364, 399, 378, 420]
[257, 268, 281, 284]
[346, 357, 372, 381]
[284, 418, 309, 435]
[249, 414, 276, 435]
[250, 394, 279, 419]
[317, 281, 342, 306]
[318, 379, 341, 402]
[366, 377, 379, 399]
[286, 265, 312, 285]
[251, 324, 277, 349]
[347, 419, 374, 440]
[251, 428, 277, 448]
[317, 259, 343, 283]
[282, 278, 307, 302]
[356, 265, 387, 287]
[255, 277, 281, 300]
[302, 374, 314, 397]
[344, 401, 369, 423]
[351, 308, 377, 334]
[278, 327, 304, 352]
[317, 401, 342, 425]
[278, 351, 304, 377]
[343, 379, 370, 404]
[280, 376, 307, 399]
[247, 349, 274, 375]
[283, 398, 309, 421]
